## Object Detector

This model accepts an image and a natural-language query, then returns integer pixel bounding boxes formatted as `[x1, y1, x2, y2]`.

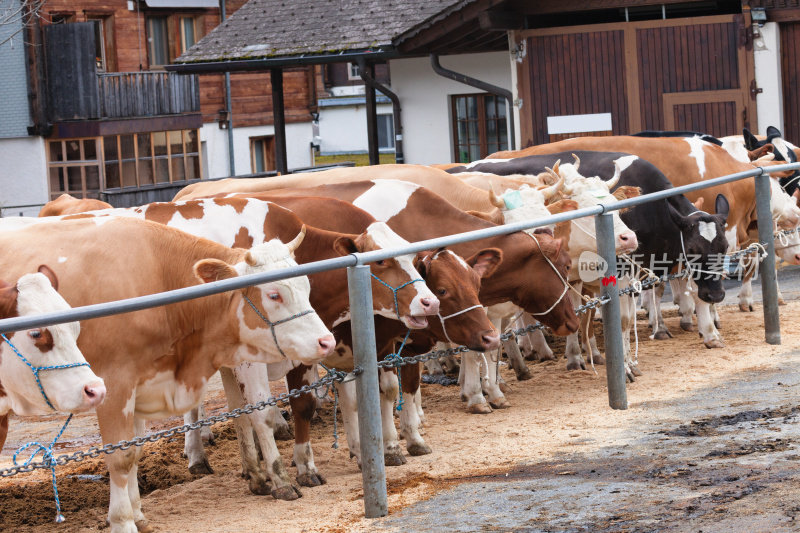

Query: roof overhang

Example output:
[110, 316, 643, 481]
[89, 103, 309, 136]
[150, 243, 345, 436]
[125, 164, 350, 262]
[168, 48, 399, 74]
[144, 0, 218, 8]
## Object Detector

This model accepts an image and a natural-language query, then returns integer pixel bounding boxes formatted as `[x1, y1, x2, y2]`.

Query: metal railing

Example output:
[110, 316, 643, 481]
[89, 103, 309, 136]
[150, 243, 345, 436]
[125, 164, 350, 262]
[0, 162, 797, 519]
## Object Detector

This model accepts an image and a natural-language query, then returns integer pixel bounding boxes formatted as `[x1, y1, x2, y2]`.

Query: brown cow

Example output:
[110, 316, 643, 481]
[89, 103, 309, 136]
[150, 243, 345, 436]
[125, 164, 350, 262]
[39, 193, 112, 216]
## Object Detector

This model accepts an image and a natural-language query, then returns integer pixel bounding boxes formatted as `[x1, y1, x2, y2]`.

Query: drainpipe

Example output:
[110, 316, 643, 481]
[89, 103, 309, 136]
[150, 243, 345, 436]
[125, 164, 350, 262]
[358, 61, 404, 164]
[220, 0, 235, 175]
[430, 54, 516, 151]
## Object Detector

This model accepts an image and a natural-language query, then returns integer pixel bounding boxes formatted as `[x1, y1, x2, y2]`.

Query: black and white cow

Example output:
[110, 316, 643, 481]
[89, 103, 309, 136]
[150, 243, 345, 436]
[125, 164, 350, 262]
[743, 126, 800, 198]
[449, 151, 731, 348]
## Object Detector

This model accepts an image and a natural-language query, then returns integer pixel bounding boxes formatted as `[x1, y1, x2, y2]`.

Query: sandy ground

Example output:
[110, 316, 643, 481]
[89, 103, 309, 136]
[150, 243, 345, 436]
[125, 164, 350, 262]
[1, 299, 799, 532]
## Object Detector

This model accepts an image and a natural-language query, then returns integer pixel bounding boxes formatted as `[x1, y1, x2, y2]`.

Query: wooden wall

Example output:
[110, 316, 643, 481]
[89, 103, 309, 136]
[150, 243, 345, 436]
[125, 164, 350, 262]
[37, 0, 313, 129]
[780, 22, 800, 142]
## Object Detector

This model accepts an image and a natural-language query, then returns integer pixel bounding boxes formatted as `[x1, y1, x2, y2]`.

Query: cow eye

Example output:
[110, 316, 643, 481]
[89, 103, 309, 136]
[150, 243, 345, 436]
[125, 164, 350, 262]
[375, 260, 385, 266]
[268, 292, 282, 302]
[28, 329, 41, 339]
[437, 288, 447, 296]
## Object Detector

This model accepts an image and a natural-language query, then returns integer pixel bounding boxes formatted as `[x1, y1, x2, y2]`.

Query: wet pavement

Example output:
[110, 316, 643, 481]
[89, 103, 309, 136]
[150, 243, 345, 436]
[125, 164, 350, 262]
[373, 350, 800, 533]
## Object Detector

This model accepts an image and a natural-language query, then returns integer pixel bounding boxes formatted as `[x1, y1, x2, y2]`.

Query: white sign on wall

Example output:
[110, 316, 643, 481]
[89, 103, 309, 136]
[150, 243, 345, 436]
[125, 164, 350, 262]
[547, 113, 613, 135]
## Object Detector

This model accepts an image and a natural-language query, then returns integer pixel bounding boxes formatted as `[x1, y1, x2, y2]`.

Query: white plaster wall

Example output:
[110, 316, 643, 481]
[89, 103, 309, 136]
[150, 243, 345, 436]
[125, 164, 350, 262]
[389, 52, 512, 165]
[0, 136, 48, 217]
[200, 121, 313, 178]
[753, 22, 784, 135]
[318, 103, 393, 154]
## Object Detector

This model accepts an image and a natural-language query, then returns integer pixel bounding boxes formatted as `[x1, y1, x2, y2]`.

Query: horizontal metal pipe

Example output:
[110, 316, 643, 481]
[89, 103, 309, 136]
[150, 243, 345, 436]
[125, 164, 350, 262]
[0, 162, 797, 333]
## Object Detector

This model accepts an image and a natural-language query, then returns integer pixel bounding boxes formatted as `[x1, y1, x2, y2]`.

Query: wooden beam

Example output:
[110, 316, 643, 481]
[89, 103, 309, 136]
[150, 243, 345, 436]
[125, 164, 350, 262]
[396, 0, 505, 53]
[478, 10, 524, 31]
[764, 8, 800, 23]
[504, 0, 703, 16]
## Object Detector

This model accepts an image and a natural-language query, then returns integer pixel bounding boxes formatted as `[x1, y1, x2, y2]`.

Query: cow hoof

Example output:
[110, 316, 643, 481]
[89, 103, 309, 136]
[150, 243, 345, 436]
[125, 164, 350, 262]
[274, 424, 293, 441]
[272, 485, 302, 501]
[468, 403, 493, 414]
[704, 339, 725, 349]
[384, 450, 407, 466]
[678, 320, 692, 332]
[297, 472, 326, 487]
[739, 302, 753, 312]
[445, 364, 460, 376]
[626, 370, 635, 383]
[515, 368, 533, 381]
[489, 398, 511, 409]
[631, 364, 643, 377]
[779, 298, 787, 306]
[565, 361, 584, 371]
[135, 520, 154, 533]
[522, 350, 538, 361]
[249, 476, 272, 496]
[407, 442, 432, 456]
[460, 393, 468, 402]
[590, 354, 605, 365]
[498, 381, 510, 393]
[188, 458, 214, 476]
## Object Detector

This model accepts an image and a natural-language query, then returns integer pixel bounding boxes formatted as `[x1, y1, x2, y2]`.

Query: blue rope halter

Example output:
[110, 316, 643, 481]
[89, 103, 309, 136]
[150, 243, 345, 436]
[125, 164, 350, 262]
[1, 333, 90, 523]
[241, 295, 315, 358]
[383, 329, 412, 412]
[370, 273, 425, 321]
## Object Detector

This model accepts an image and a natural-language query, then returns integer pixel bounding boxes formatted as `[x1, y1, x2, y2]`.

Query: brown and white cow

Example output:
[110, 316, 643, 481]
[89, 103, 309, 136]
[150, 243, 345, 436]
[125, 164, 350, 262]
[38, 193, 112, 217]
[0, 267, 106, 451]
[0, 216, 334, 533]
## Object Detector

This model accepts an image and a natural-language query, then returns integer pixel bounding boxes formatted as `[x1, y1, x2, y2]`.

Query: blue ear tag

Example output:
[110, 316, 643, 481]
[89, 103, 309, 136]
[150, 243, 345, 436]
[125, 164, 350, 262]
[503, 190, 523, 210]
[590, 190, 609, 199]
[722, 255, 733, 275]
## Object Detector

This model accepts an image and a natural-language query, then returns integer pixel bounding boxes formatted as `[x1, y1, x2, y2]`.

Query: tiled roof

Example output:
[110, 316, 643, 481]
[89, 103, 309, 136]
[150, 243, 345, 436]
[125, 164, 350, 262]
[177, 0, 474, 63]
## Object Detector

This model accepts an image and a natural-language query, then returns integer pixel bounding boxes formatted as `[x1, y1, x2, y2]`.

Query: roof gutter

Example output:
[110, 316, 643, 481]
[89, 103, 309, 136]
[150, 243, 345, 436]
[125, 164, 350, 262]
[430, 53, 516, 151]
[167, 49, 399, 74]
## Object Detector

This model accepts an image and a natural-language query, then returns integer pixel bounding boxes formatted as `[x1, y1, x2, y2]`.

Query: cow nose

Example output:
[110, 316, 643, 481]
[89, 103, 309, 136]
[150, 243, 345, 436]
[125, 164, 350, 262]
[481, 331, 501, 351]
[83, 381, 107, 408]
[419, 297, 440, 315]
[619, 232, 638, 250]
[317, 334, 336, 357]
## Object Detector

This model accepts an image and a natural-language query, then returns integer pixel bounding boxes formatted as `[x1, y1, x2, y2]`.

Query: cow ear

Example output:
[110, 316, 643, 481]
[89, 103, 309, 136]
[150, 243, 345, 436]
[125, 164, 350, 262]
[546, 199, 578, 214]
[667, 202, 691, 232]
[466, 248, 503, 278]
[467, 210, 505, 225]
[714, 194, 730, 222]
[194, 259, 239, 284]
[748, 143, 773, 161]
[37, 265, 58, 291]
[766, 126, 782, 139]
[692, 197, 705, 210]
[332, 236, 359, 256]
[611, 185, 640, 201]
[743, 128, 759, 150]
[414, 250, 436, 278]
[0, 281, 19, 319]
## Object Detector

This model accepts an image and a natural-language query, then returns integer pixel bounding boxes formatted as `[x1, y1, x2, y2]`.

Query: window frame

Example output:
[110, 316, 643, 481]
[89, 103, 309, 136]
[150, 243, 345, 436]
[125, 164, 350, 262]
[146, 15, 171, 69]
[177, 15, 203, 56]
[250, 136, 276, 174]
[347, 62, 361, 81]
[86, 13, 116, 72]
[450, 93, 508, 163]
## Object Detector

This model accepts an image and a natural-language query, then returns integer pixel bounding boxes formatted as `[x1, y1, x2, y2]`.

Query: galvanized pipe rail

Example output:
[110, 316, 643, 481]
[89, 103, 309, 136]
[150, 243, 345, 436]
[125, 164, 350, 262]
[0, 162, 797, 519]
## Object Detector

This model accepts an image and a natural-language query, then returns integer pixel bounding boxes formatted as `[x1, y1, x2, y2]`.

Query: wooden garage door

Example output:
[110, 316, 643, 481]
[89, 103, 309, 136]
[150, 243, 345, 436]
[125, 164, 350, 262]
[781, 22, 800, 142]
[514, 14, 756, 147]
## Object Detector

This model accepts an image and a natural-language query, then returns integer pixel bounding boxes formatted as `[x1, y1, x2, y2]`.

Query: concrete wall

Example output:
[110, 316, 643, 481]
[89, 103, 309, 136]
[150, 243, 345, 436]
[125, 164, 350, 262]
[0, 0, 32, 138]
[0, 137, 48, 217]
[199, 121, 314, 178]
[753, 22, 784, 135]
[318, 103, 393, 154]
[389, 52, 512, 165]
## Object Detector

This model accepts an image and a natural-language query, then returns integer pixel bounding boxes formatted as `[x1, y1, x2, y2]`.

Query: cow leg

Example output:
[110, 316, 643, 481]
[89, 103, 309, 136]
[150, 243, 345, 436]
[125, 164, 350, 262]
[336, 378, 361, 467]
[183, 406, 213, 475]
[287, 365, 325, 488]
[482, 348, 510, 409]
[565, 289, 586, 370]
[695, 295, 724, 348]
[219, 366, 274, 496]
[439, 353, 460, 375]
[618, 280, 641, 380]
[644, 284, 671, 339]
[670, 279, 696, 332]
[228, 364, 301, 499]
[502, 334, 532, 381]
[101, 390, 141, 533]
[583, 306, 605, 365]
[127, 418, 149, 532]
[379, 367, 407, 466]
[460, 351, 492, 414]
[527, 327, 554, 361]
[738, 279, 755, 312]
[778, 276, 786, 305]
[423, 357, 445, 376]
[414, 387, 426, 428]
[0, 414, 7, 452]
[398, 363, 430, 456]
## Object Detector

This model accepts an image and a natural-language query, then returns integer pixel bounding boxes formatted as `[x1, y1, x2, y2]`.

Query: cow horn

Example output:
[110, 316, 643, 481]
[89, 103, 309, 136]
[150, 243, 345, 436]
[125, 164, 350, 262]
[488, 188, 505, 208]
[287, 225, 307, 252]
[544, 160, 561, 184]
[606, 161, 622, 189]
[541, 175, 565, 201]
[572, 153, 580, 171]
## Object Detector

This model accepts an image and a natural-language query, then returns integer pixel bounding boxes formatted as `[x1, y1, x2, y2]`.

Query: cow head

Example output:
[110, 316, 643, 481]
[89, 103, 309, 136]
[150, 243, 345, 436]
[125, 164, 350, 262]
[745, 127, 800, 195]
[667, 194, 730, 303]
[195, 229, 335, 365]
[416, 248, 502, 351]
[0, 267, 106, 415]
[333, 222, 439, 329]
[560, 162, 640, 257]
[490, 177, 564, 233]
[512, 233, 579, 336]
[775, 228, 800, 265]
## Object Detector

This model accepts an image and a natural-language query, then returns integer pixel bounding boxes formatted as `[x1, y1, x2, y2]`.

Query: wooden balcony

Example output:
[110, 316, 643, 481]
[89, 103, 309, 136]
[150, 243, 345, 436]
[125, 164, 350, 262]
[97, 72, 200, 119]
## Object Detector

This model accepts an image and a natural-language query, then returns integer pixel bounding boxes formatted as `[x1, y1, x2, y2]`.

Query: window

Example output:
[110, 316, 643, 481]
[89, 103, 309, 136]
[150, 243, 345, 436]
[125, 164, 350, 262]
[451, 94, 508, 163]
[87, 15, 115, 72]
[46, 130, 201, 198]
[47, 139, 103, 200]
[347, 62, 361, 80]
[377, 114, 395, 150]
[178, 16, 200, 55]
[49, 13, 75, 24]
[146, 16, 169, 67]
[250, 136, 276, 173]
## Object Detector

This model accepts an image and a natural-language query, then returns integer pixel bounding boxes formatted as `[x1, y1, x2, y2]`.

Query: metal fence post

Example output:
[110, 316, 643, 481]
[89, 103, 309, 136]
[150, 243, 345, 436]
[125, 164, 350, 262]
[594, 213, 628, 410]
[346, 264, 388, 518]
[755, 173, 782, 345]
